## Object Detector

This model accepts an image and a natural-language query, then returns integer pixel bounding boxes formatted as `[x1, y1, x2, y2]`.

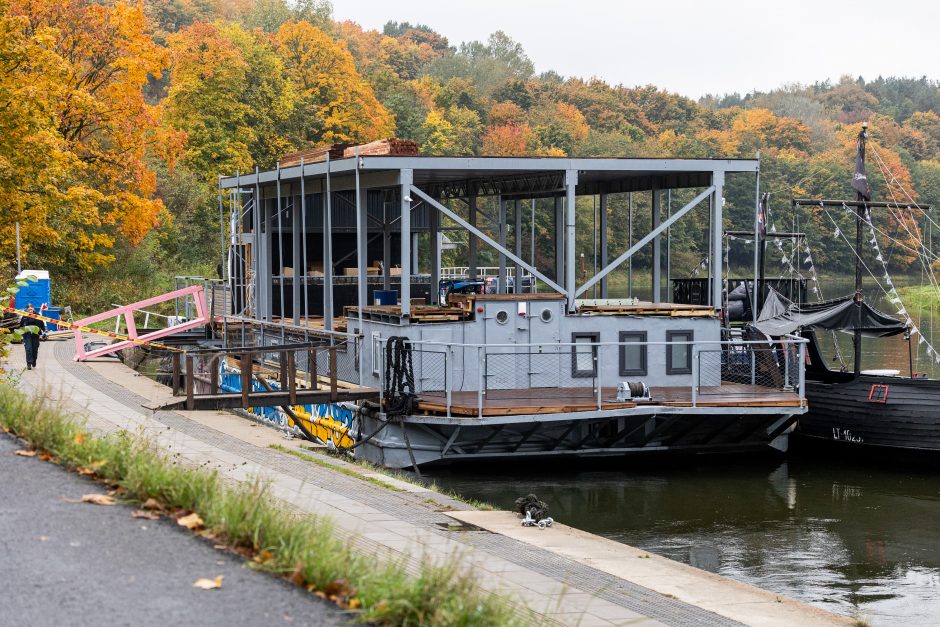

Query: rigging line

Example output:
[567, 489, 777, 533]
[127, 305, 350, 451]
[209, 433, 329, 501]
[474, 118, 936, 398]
[864, 210, 940, 263]
[821, 208, 892, 299]
[878, 183, 940, 299]
[869, 142, 940, 231]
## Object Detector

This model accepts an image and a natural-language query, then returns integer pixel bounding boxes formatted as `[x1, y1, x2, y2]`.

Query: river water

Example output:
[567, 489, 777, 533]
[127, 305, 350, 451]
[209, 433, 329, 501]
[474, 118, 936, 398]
[427, 274, 940, 625]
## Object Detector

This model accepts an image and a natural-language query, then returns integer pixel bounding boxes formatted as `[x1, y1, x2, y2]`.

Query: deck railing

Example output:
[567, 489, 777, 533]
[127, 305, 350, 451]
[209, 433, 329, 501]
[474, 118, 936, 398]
[378, 336, 807, 418]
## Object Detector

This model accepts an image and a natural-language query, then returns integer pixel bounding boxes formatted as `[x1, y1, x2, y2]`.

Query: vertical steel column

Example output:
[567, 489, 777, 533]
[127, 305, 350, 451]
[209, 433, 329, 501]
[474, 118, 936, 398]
[599, 191, 608, 299]
[355, 148, 367, 316]
[666, 189, 672, 303]
[565, 170, 578, 312]
[651, 182, 661, 304]
[218, 176, 226, 288]
[300, 159, 309, 321]
[513, 199, 522, 293]
[752, 163, 761, 323]
[497, 196, 506, 293]
[468, 190, 478, 278]
[429, 192, 440, 304]
[323, 155, 334, 331]
[276, 162, 285, 321]
[292, 170, 301, 325]
[628, 192, 633, 298]
[400, 169, 413, 316]
[554, 195, 564, 286]
[712, 171, 725, 311]
[383, 195, 391, 290]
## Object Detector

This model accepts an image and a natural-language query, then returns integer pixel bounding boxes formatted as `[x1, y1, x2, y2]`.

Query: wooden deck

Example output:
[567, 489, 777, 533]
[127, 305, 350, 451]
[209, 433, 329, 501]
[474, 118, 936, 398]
[417, 384, 804, 417]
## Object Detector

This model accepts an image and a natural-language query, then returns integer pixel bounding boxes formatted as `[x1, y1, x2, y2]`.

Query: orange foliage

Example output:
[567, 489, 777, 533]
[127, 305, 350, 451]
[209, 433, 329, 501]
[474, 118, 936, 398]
[481, 124, 533, 156]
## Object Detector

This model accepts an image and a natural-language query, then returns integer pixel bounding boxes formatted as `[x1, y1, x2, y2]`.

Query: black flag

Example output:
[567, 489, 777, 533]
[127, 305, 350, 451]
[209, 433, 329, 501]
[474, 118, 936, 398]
[852, 128, 871, 201]
[757, 192, 768, 240]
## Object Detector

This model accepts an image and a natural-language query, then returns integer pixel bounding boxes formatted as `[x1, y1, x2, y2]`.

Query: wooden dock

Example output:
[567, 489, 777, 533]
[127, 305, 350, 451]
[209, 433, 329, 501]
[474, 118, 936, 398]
[417, 384, 804, 417]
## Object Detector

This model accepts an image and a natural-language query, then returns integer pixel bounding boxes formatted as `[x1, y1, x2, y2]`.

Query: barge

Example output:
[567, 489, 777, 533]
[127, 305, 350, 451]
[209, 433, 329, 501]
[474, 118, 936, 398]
[203, 151, 808, 468]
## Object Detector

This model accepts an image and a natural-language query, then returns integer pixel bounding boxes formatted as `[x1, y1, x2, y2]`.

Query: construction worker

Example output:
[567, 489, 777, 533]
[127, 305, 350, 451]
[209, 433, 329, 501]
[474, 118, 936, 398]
[19, 304, 45, 370]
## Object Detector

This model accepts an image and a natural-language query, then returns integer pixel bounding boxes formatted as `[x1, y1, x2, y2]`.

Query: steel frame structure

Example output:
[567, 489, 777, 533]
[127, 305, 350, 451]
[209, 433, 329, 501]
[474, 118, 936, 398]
[219, 156, 758, 320]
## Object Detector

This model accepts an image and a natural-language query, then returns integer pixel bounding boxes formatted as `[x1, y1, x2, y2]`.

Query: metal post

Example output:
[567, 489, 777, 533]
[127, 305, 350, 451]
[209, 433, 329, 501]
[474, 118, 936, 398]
[430, 192, 441, 304]
[530, 199, 536, 283]
[445, 347, 453, 418]
[666, 189, 671, 303]
[628, 192, 634, 297]
[596, 344, 602, 410]
[652, 182, 661, 303]
[599, 192, 608, 299]
[323, 155, 334, 331]
[355, 147, 367, 327]
[292, 166, 302, 325]
[477, 346, 484, 419]
[15, 221, 21, 274]
[276, 162, 285, 322]
[554, 195, 564, 286]
[400, 169, 413, 316]
[383, 197, 391, 291]
[712, 171, 725, 312]
[219, 178, 226, 291]
[300, 159, 309, 322]
[691, 347, 698, 406]
[752, 157, 761, 323]
[498, 196, 506, 293]
[798, 341, 806, 400]
[468, 191, 478, 278]
[565, 170, 578, 312]
[514, 199, 522, 293]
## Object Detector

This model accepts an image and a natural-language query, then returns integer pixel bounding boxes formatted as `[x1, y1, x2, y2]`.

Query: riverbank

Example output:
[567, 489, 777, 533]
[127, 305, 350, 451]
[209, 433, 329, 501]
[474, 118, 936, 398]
[5, 338, 853, 626]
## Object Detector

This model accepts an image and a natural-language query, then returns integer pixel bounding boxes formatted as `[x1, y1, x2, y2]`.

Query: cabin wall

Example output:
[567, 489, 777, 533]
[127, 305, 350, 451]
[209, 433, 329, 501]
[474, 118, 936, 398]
[357, 298, 721, 394]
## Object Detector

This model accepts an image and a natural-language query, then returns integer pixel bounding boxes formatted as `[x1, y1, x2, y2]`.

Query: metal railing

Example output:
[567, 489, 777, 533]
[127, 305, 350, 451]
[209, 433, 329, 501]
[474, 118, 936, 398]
[376, 336, 807, 418]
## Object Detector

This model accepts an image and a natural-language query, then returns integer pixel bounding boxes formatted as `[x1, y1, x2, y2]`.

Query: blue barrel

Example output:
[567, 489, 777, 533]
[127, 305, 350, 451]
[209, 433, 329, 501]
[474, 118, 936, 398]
[373, 290, 398, 306]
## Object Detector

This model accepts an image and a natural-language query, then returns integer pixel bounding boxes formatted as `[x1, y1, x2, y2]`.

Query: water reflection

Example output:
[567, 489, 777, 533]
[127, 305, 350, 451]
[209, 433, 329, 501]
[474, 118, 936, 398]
[428, 458, 940, 624]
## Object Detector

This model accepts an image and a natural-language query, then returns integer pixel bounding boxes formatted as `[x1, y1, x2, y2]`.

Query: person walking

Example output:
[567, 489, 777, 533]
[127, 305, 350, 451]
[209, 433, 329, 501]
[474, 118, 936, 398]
[19, 304, 45, 370]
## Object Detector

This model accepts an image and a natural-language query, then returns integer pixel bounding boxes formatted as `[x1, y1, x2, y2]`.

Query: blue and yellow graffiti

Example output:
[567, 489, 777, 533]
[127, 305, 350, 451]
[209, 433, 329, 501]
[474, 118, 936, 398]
[219, 364, 356, 448]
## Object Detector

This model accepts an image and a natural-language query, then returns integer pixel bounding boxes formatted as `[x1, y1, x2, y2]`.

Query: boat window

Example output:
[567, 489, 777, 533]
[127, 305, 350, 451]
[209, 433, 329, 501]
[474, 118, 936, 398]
[540, 307, 553, 323]
[495, 309, 509, 325]
[666, 330, 693, 375]
[619, 331, 647, 376]
[571, 332, 599, 378]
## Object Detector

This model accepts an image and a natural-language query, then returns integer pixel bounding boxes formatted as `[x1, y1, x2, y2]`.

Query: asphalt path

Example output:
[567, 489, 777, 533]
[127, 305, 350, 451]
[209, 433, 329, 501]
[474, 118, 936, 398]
[0, 432, 347, 626]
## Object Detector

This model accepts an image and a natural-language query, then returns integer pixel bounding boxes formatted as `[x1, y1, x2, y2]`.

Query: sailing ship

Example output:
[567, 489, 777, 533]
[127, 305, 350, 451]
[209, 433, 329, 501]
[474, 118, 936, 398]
[754, 124, 940, 459]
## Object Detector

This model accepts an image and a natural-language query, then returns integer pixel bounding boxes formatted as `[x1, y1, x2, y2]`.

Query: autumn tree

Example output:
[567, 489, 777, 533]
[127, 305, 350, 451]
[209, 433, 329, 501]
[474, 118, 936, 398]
[274, 21, 393, 146]
[0, 0, 183, 276]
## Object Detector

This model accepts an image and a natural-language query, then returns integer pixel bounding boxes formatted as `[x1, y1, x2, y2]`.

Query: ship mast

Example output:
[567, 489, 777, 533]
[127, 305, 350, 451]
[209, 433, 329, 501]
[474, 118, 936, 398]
[853, 123, 869, 378]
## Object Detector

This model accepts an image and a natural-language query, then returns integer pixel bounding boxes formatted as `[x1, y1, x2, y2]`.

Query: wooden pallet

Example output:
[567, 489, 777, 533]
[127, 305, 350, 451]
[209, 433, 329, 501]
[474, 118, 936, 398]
[280, 143, 351, 166]
[578, 301, 714, 317]
[342, 138, 418, 158]
[352, 304, 470, 322]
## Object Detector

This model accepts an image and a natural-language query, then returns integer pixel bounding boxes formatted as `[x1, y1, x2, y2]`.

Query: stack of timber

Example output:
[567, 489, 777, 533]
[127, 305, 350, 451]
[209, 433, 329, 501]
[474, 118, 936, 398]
[577, 301, 715, 317]
[352, 304, 471, 322]
[280, 143, 351, 166]
[342, 138, 419, 158]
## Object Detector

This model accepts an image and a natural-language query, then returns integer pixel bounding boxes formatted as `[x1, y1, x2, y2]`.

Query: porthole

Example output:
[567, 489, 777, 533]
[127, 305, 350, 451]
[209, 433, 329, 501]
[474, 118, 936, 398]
[495, 310, 509, 325]
[540, 307, 554, 323]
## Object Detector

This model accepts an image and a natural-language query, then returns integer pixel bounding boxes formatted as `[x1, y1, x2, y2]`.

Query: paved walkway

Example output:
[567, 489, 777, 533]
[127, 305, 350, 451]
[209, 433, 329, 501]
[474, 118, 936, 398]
[11, 339, 850, 627]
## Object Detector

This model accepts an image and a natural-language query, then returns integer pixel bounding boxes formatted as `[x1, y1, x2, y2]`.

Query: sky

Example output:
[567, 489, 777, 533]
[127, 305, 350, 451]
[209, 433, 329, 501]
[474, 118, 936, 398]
[331, 0, 940, 99]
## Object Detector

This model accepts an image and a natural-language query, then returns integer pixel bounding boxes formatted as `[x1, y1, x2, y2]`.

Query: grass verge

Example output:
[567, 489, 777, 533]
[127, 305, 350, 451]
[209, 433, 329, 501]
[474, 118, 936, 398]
[0, 383, 527, 626]
[897, 285, 940, 311]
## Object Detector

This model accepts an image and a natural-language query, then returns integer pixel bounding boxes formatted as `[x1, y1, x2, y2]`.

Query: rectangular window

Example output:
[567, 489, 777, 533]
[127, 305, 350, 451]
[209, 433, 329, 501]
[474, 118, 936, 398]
[372, 333, 382, 377]
[666, 330, 693, 375]
[571, 332, 599, 378]
[619, 331, 647, 376]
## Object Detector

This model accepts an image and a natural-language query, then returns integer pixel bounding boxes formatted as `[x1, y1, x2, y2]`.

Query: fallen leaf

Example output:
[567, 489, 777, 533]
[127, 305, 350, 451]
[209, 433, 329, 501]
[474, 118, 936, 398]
[14, 449, 36, 457]
[253, 550, 274, 565]
[213, 544, 227, 550]
[177, 512, 204, 530]
[2, 426, 10, 433]
[141, 497, 163, 511]
[80, 494, 115, 506]
[73, 432, 86, 445]
[131, 510, 160, 520]
[347, 598, 361, 610]
[288, 562, 305, 586]
[193, 576, 223, 590]
[77, 468, 96, 476]
[38, 452, 54, 462]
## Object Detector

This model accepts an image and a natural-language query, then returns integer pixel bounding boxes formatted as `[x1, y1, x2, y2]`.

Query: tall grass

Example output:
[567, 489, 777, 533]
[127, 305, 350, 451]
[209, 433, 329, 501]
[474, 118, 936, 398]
[0, 384, 528, 626]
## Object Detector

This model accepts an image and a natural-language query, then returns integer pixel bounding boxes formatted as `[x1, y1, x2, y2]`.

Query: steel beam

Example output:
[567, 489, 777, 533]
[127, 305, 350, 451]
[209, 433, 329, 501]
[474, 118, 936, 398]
[468, 192, 478, 278]
[554, 195, 564, 284]
[430, 194, 440, 304]
[355, 148, 368, 319]
[565, 170, 578, 312]
[400, 169, 413, 316]
[498, 196, 506, 293]
[599, 192, 608, 298]
[712, 171, 725, 310]
[292, 170, 301, 325]
[323, 156, 334, 331]
[514, 199, 522, 293]
[652, 182, 661, 303]
[576, 186, 715, 297]
[409, 186, 565, 295]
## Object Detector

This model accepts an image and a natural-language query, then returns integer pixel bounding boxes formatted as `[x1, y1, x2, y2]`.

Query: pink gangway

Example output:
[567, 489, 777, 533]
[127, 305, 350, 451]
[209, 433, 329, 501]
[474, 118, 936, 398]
[72, 285, 209, 361]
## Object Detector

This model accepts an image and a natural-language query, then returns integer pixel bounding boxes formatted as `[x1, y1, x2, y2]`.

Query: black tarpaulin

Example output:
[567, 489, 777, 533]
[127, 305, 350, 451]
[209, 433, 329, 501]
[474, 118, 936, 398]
[755, 288, 906, 338]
